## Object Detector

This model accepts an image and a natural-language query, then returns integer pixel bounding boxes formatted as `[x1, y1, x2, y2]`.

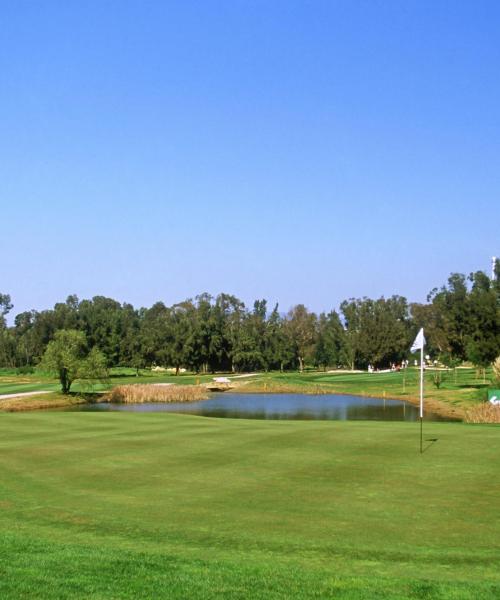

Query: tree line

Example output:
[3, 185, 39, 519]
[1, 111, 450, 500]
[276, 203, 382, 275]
[1, 261, 499, 374]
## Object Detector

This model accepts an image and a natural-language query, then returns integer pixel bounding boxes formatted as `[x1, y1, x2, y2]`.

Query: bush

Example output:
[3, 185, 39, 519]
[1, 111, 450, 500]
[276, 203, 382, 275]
[432, 371, 444, 389]
[16, 366, 35, 375]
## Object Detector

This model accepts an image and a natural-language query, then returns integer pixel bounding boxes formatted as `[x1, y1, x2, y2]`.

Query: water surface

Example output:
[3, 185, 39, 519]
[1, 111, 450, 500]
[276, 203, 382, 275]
[70, 392, 451, 421]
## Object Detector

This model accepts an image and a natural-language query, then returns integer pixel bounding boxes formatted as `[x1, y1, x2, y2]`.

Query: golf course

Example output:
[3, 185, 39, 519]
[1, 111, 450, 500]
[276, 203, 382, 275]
[0, 410, 499, 599]
[0, 366, 492, 419]
[1, 4, 499, 595]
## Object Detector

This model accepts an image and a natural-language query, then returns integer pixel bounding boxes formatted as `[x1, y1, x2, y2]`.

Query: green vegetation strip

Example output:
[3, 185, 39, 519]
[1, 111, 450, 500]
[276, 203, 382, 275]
[0, 413, 499, 598]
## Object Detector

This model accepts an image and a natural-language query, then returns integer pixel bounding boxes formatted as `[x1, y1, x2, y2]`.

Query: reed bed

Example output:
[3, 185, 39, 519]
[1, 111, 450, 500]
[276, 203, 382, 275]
[464, 403, 500, 424]
[105, 384, 209, 404]
[238, 382, 332, 395]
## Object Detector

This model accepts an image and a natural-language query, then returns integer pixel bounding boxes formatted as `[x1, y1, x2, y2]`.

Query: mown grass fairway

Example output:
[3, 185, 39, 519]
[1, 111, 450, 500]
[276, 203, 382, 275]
[0, 413, 499, 598]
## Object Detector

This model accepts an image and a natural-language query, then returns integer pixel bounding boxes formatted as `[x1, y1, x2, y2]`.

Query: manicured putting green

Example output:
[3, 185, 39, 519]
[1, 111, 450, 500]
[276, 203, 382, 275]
[0, 413, 499, 598]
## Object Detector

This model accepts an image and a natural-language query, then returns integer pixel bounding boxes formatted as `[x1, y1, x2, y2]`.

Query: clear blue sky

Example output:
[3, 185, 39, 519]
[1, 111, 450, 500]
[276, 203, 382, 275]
[1, 1, 499, 319]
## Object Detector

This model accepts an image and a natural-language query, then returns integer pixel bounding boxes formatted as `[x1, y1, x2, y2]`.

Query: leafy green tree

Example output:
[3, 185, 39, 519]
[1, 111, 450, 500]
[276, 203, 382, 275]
[40, 330, 87, 393]
[184, 294, 213, 373]
[410, 302, 448, 358]
[118, 303, 144, 373]
[78, 347, 109, 392]
[78, 296, 123, 365]
[0, 293, 15, 367]
[426, 274, 471, 361]
[0, 293, 13, 328]
[314, 311, 345, 370]
[165, 302, 195, 375]
[231, 300, 267, 372]
[261, 304, 292, 371]
[493, 258, 500, 302]
[285, 305, 317, 372]
[140, 301, 170, 367]
[3, 261, 498, 377]
[0, 329, 16, 368]
[415, 266, 499, 373]
[210, 293, 244, 372]
[340, 296, 410, 369]
[13, 310, 38, 366]
[465, 270, 500, 377]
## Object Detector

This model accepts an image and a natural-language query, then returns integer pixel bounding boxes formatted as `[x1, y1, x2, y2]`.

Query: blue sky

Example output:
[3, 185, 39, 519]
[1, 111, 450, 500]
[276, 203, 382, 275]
[1, 1, 499, 318]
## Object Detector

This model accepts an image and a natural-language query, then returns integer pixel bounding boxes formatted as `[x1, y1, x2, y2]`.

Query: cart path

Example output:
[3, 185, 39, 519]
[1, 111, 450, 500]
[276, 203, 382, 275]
[0, 390, 52, 401]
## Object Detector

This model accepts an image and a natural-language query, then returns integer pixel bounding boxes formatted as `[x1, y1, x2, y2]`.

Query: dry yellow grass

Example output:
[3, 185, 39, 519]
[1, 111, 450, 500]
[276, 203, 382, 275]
[464, 403, 500, 423]
[105, 384, 209, 403]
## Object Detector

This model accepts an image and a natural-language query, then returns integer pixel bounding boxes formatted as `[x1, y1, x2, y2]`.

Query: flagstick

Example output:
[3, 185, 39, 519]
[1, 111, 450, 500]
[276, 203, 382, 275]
[410, 328, 426, 454]
[420, 344, 424, 454]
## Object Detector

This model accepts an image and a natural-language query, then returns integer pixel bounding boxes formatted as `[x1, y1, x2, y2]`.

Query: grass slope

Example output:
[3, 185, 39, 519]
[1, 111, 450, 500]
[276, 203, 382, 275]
[0, 413, 499, 598]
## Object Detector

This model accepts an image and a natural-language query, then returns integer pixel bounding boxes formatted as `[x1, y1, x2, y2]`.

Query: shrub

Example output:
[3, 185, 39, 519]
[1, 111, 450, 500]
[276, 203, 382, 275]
[432, 372, 443, 389]
[16, 366, 35, 375]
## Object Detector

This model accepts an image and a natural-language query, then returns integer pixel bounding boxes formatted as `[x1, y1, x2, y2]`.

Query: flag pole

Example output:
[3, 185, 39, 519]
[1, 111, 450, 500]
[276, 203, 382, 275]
[420, 341, 424, 454]
[410, 328, 425, 454]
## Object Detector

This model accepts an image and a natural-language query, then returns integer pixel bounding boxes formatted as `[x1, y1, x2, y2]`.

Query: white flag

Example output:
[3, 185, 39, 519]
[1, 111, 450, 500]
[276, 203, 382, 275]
[411, 328, 425, 352]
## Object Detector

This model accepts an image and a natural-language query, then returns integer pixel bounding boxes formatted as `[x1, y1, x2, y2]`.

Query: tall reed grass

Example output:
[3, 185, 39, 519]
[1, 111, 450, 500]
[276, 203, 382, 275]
[105, 384, 209, 404]
[464, 403, 500, 423]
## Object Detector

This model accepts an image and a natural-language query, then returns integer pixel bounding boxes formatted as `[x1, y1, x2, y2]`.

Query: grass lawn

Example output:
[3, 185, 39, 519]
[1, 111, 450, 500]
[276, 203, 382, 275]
[0, 379, 60, 396]
[0, 412, 499, 598]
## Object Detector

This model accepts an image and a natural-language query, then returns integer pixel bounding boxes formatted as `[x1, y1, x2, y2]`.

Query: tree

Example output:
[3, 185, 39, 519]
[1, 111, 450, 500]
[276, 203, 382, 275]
[40, 330, 106, 394]
[262, 304, 294, 371]
[410, 302, 448, 358]
[185, 294, 213, 373]
[166, 302, 194, 375]
[466, 270, 500, 378]
[78, 296, 122, 365]
[2, 262, 497, 377]
[231, 300, 267, 372]
[426, 274, 471, 362]
[0, 293, 15, 367]
[285, 305, 317, 372]
[78, 347, 109, 392]
[0, 293, 13, 328]
[211, 293, 245, 372]
[13, 310, 38, 366]
[118, 303, 144, 374]
[0, 328, 16, 368]
[340, 296, 410, 369]
[314, 311, 345, 370]
[140, 302, 170, 367]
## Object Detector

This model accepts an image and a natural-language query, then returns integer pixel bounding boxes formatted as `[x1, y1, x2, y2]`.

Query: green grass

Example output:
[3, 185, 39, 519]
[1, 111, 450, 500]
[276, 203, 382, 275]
[246, 367, 491, 396]
[0, 380, 60, 395]
[0, 369, 216, 396]
[0, 412, 499, 598]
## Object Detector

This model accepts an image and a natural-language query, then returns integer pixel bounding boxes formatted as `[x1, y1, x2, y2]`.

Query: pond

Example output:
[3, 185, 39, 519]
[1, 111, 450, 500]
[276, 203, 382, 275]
[68, 393, 451, 421]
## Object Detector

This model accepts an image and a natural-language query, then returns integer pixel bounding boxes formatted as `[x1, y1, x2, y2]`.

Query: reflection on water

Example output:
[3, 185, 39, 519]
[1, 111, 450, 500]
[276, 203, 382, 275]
[68, 393, 451, 421]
